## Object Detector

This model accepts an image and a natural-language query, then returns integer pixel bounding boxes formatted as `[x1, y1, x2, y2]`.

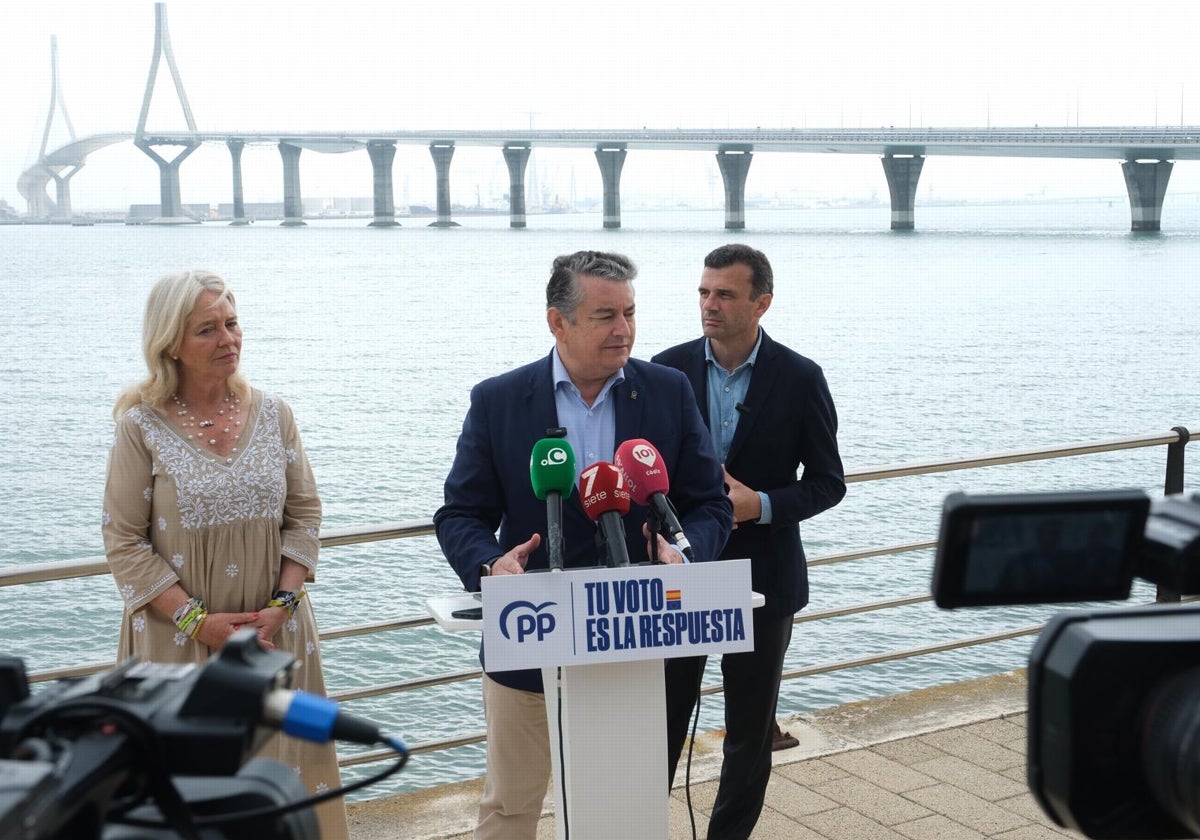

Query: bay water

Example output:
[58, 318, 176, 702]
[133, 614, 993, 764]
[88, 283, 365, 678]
[1, 201, 1197, 798]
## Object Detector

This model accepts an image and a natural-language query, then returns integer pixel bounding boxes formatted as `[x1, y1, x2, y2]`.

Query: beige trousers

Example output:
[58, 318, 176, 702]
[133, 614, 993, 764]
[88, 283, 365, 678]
[475, 673, 553, 840]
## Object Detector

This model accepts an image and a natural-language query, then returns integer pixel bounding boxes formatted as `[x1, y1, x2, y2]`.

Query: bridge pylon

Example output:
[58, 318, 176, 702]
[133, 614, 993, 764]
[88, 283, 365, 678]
[134, 2, 201, 224]
[27, 35, 84, 220]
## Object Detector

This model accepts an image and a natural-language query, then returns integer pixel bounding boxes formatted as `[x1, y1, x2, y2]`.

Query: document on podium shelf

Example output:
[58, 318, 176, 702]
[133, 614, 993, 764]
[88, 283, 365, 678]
[479, 558, 753, 673]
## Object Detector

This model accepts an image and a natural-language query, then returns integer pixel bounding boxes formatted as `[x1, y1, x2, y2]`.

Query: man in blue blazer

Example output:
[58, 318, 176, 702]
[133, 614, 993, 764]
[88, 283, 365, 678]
[653, 244, 846, 840]
[435, 250, 732, 840]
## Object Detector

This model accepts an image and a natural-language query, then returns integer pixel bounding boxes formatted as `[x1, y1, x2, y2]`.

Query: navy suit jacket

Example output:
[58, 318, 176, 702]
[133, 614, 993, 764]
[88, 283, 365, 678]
[653, 330, 845, 618]
[435, 353, 733, 690]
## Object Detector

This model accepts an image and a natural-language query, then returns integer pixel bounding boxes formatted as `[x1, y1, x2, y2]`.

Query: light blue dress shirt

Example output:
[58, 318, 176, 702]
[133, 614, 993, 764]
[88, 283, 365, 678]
[551, 348, 621, 481]
[704, 331, 773, 525]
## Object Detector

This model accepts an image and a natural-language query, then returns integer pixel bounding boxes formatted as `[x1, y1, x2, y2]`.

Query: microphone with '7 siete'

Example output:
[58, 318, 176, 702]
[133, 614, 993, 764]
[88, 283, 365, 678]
[614, 438, 695, 562]
[579, 461, 632, 568]
[530, 433, 576, 571]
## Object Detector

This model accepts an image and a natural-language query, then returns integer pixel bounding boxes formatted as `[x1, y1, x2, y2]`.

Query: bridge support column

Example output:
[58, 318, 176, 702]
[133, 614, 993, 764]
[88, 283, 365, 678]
[881, 154, 924, 231]
[27, 170, 55, 219]
[368, 141, 400, 227]
[716, 146, 753, 230]
[503, 144, 532, 229]
[227, 139, 248, 226]
[50, 165, 83, 221]
[279, 142, 306, 226]
[429, 142, 460, 227]
[135, 140, 201, 225]
[1122, 159, 1173, 232]
[595, 145, 627, 229]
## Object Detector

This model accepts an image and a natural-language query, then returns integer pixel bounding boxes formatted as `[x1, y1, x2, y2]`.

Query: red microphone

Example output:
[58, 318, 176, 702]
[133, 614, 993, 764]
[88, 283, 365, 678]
[579, 462, 632, 567]
[614, 439, 695, 562]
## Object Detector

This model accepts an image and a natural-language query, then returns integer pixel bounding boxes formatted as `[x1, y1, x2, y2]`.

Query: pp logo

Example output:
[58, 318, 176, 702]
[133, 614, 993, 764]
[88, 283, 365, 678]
[631, 444, 657, 467]
[499, 600, 558, 642]
[541, 447, 570, 467]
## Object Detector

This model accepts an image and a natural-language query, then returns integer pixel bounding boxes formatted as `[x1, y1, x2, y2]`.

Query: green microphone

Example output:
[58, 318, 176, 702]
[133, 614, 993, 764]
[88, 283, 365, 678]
[530, 432, 576, 572]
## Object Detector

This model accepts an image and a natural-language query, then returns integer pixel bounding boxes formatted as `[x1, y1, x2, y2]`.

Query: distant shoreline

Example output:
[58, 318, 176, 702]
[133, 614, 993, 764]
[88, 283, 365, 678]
[4, 193, 1174, 225]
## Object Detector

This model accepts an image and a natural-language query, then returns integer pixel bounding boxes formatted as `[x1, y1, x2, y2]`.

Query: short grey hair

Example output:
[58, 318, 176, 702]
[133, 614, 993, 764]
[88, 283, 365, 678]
[546, 251, 638, 322]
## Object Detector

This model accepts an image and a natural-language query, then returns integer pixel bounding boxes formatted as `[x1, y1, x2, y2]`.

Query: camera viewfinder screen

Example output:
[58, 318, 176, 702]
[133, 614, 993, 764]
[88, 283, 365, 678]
[932, 490, 1149, 608]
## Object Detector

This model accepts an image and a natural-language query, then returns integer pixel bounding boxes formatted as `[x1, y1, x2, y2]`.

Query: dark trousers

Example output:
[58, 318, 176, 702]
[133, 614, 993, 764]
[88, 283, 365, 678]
[665, 610, 794, 840]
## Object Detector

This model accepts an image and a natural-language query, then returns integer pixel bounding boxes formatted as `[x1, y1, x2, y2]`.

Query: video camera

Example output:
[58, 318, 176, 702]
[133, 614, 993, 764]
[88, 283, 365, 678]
[0, 631, 407, 840]
[932, 489, 1200, 839]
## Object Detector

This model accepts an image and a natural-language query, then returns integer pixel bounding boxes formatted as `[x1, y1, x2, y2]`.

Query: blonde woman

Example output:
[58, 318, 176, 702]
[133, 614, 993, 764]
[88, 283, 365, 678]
[102, 270, 348, 838]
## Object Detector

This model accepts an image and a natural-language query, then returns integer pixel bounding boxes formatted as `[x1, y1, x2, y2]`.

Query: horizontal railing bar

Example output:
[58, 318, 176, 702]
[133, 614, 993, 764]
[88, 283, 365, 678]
[807, 540, 935, 567]
[320, 614, 435, 641]
[331, 668, 481, 704]
[0, 523, 436, 588]
[847, 430, 1187, 483]
[340, 730, 487, 768]
[797, 594, 932, 623]
[317, 520, 435, 547]
[27, 662, 111, 683]
[698, 624, 1045, 697]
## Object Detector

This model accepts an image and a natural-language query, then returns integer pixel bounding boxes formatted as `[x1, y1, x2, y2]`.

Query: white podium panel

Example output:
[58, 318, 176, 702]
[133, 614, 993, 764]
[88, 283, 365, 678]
[427, 559, 757, 840]
[481, 559, 754, 672]
[542, 659, 666, 840]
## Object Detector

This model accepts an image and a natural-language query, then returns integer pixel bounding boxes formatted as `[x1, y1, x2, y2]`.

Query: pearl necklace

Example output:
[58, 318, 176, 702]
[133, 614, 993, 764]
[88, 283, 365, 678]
[171, 392, 243, 452]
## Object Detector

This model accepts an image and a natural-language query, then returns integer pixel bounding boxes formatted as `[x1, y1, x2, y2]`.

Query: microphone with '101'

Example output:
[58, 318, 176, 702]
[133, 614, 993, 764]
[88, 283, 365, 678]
[614, 438, 695, 562]
[530, 436, 576, 571]
[580, 462, 632, 567]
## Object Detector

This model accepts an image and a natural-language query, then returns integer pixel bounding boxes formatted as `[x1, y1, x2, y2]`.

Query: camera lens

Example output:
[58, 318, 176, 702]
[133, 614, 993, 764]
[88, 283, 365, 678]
[1140, 664, 1200, 836]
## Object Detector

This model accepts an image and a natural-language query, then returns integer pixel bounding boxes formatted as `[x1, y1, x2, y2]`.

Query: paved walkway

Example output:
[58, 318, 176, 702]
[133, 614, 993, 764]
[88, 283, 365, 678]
[347, 669, 1081, 839]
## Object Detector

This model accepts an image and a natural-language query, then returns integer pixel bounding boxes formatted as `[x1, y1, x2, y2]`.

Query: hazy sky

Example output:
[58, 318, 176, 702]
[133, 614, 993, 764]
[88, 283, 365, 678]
[6, 0, 1200, 210]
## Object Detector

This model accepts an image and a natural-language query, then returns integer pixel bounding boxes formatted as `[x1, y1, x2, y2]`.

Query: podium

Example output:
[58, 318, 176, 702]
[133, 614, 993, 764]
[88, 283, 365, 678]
[428, 559, 758, 840]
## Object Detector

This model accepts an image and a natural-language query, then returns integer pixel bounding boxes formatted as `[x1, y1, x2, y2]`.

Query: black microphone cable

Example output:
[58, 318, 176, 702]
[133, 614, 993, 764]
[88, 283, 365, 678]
[553, 666, 570, 840]
[114, 733, 409, 831]
[680, 662, 705, 840]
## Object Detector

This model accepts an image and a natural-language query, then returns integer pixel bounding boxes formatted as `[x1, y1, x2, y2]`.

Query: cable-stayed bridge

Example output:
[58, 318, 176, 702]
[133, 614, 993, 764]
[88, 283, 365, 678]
[20, 5, 1200, 231]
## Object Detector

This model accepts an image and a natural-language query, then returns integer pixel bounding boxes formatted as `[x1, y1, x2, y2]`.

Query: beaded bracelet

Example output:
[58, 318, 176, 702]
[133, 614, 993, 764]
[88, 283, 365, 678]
[266, 588, 306, 617]
[173, 596, 208, 639]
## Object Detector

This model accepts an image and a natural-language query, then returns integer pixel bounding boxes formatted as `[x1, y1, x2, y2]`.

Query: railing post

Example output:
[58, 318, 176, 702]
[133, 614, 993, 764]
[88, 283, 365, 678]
[1164, 425, 1191, 495]
[1156, 425, 1190, 603]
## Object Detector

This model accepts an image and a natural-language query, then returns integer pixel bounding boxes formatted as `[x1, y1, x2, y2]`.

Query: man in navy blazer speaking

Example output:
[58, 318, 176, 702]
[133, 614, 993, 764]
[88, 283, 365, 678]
[654, 243, 846, 840]
[435, 250, 732, 840]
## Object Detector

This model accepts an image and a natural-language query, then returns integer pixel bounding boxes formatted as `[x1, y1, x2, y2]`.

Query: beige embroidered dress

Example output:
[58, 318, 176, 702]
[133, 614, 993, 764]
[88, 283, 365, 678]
[102, 389, 347, 838]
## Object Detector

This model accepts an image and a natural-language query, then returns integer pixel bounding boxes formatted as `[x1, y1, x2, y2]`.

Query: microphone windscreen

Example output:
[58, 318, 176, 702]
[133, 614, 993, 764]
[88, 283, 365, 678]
[530, 437, 576, 500]
[579, 462, 632, 521]
[614, 438, 670, 505]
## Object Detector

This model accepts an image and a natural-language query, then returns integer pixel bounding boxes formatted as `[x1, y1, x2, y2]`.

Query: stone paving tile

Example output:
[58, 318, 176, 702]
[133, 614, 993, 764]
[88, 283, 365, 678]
[911, 754, 1029, 801]
[893, 814, 988, 840]
[798, 806, 910, 840]
[759, 772, 840, 818]
[671, 777, 719, 813]
[824, 747, 938, 793]
[963, 716, 1027, 749]
[872, 735, 948, 766]
[995, 792, 1072, 831]
[810, 775, 935, 826]
[772, 756, 851, 787]
[992, 826, 1079, 840]
[918, 728, 1025, 771]
[1002, 764, 1028, 785]
[904, 782, 1031, 836]
[746, 804, 829, 840]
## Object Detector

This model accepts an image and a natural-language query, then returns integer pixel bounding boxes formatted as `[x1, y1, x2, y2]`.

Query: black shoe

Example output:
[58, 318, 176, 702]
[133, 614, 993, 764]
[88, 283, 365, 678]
[771, 721, 799, 751]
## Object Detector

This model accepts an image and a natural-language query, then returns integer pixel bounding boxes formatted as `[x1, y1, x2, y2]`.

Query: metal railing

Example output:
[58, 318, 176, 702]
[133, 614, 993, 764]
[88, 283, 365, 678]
[2, 426, 1192, 770]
